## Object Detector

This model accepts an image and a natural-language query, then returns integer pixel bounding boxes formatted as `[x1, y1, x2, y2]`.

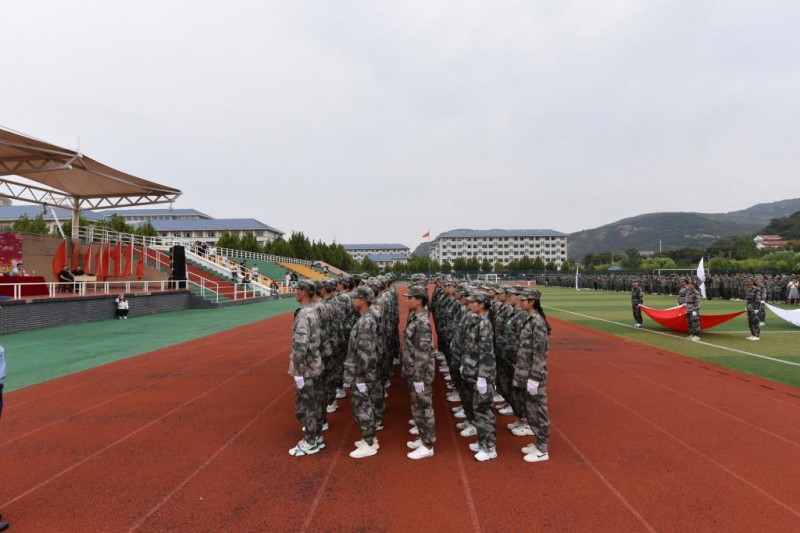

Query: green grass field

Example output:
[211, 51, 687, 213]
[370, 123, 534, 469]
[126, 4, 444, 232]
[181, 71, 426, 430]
[537, 287, 800, 388]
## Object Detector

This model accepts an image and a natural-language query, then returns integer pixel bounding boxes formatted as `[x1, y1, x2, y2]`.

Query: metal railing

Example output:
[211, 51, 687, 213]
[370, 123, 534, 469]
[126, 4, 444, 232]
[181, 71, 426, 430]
[1, 280, 191, 301]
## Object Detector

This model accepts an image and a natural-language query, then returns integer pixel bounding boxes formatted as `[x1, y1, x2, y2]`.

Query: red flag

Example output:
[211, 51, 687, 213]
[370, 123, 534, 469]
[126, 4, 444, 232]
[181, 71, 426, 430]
[422, 231, 430, 238]
[136, 245, 145, 279]
[94, 244, 102, 278]
[71, 239, 81, 270]
[52, 240, 67, 279]
[102, 242, 111, 278]
[111, 242, 123, 277]
[123, 244, 134, 277]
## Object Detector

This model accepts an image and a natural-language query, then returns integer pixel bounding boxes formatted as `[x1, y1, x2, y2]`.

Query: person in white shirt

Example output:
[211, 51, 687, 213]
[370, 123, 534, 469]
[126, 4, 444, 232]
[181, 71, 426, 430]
[115, 294, 129, 319]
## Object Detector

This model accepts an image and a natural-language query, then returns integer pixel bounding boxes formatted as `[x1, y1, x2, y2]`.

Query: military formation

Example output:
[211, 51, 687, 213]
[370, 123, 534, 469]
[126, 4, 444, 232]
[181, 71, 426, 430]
[287, 273, 552, 463]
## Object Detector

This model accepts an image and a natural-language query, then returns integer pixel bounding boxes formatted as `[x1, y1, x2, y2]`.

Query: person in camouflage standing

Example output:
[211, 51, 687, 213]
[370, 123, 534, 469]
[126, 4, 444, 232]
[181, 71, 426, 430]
[402, 286, 436, 459]
[631, 279, 644, 328]
[677, 278, 688, 305]
[288, 281, 325, 457]
[462, 292, 498, 461]
[366, 277, 388, 429]
[344, 286, 381, 458]
[757, 275, 768, 327]
[515, 289, 550, 462]
[745, 278, 761, 341]
[685, 281, 701, 341]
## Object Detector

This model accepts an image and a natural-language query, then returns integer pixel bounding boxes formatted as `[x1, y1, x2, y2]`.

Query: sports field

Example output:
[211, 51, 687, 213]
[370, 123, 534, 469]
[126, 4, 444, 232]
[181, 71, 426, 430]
[1, 288, 800, 531]
[539, 287, 800, 388]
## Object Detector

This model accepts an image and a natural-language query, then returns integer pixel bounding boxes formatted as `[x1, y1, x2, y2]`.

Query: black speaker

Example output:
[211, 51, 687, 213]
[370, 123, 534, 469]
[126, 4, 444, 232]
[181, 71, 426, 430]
[171, 245, 186, 280]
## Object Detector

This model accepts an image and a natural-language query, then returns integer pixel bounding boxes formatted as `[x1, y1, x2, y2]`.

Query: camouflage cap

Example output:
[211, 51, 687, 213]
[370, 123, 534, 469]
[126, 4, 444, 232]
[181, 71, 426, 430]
[504, 286, 521, 296]
[456, 285, 472, 297]
[351, 286, 374, 302]
[467, 292, 491, 304]
[403, 286, 428, 299]
[296, 280, 315, 293]
[321, 279, 336, 291]
[519, 289, 542, 301]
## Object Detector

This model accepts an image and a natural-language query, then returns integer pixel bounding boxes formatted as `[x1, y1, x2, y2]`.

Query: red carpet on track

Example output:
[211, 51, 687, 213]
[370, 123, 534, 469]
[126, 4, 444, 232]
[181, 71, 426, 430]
[1, 298, 800, 531]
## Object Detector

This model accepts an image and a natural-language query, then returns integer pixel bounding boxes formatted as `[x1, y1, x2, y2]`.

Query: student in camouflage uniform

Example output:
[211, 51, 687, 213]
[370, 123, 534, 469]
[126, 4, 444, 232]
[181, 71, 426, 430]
[685, 281, 701, 340]
[462, 292, 498, 461]
[366, 278, 389, 428]
[311, 280, 336, 429]
[288, 281, 324, 457]
[745, 278, 761, 341]
[344, 286, 381, 458]
[402, 286, 437, 459]
[498, 287, 530, 429]
[677, 279, 688, 305]
[631, 279, 644, 328]
[757, 276, 768, 326]
[451, 286, 479, 434]
[515, 289, 550, 462]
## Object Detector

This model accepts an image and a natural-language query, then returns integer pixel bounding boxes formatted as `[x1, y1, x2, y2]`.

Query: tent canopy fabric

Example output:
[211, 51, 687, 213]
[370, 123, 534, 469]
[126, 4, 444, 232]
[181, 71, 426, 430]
[0, 126, 181, 209]
[640, 304, 745, 333]
[765, 303, 800, 328]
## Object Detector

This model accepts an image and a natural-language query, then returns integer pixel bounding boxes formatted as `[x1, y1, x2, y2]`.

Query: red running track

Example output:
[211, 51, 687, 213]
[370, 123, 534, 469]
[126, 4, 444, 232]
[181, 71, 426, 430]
[1, 304, 800, 531]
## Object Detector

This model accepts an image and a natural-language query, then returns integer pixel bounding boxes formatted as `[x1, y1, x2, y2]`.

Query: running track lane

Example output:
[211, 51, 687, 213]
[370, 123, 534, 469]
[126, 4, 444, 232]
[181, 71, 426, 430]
[1, 310, 799, 530]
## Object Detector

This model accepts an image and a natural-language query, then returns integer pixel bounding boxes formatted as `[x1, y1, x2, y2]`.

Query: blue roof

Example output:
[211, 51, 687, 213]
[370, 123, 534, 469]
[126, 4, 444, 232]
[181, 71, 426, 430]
[0, 206, 106, 222]
[344, 243, 409, 250]
[367, 253, 409, 261]
[98, 208, 212, 218]
[148, 218, 283, 234]
[436, 229, 566, 239]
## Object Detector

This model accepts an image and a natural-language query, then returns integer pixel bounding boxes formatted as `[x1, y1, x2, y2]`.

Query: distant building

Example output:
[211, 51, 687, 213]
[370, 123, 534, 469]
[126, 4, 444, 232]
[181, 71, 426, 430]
[344, 244, 410, 266]
[0, 205, 106, 233]
[754, 234, 788, 250]
[0, 197, 10, 207]
[429, 229, 568, 268]
[97, 208, 212, 223]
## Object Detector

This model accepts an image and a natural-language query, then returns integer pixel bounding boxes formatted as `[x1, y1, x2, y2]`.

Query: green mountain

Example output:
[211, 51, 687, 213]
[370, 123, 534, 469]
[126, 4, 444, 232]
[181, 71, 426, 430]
[412, 241, 433, 257]
[568, 198, 800, 261]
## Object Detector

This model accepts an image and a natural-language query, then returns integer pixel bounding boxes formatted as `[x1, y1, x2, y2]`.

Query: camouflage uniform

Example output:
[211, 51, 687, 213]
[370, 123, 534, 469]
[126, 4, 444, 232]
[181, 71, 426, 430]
[313, 294, 336, 423]
[677, 284, 688, 305]
[344, 308, 379, 444]
[685, 288, 700, 337]
[368, 284, 388, 424]
[450, 300, 478, 422]
[498, 305, 528, 418]
[289, 302, 323, 445]
[402, 308, 436, 448]
[745, 283, 761, 338]
[758, 281, 767, 323]
[514, 311, 550, 453]
[462, 312, 497, 451]
[631, 284, 644, 325]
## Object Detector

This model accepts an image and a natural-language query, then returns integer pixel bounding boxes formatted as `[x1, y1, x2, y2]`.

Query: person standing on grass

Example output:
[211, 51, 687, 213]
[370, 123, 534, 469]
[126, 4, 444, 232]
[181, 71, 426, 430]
[685, 281, 701, 341]
[631, 279, 644, 328]
[745, 278, 761, 341]
[789, 276, 800, 306]
[515, 290, 551, 463]
[344, 286, 380, 459]
[678, 278, 689, 305]
[288, 281, 324, 457]
[402, 285, 436, 460]
[0, 345, 9, 532]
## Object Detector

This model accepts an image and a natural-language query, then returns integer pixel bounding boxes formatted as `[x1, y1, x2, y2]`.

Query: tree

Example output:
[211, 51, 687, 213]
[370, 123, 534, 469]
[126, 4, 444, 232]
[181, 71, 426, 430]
[441, 260, 452, 272]
[560, 259, 572, 271]
[494, 261, 505, 272]
[531, 257, 545, 271]
[452, 257, 468, 272]
[360, 256, 380, 276]
[96, 213, 133, 234]
[12, 213, 49, 235]
[481, 258, 492, 272]
[544, 261, 557, 271]
[517, 255, 534, 271]
[466, 257, 480, 272]
[135, 221, 158, 237]
[288, 231, 312, 260]
[622, 248, 643, 270]
[239, 232, 262, 253]
[269, 237, 295, 258]
[216, 231, 241, 250]
[59, 215, 92, 238]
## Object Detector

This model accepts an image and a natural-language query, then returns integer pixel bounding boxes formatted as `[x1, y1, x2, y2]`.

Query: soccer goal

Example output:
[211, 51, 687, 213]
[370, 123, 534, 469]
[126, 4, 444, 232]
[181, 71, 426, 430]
[476, 273, 499, 283]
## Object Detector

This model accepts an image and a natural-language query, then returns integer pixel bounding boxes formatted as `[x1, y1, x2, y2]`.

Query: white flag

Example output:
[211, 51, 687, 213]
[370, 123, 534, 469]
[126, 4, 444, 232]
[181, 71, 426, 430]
[575, 264, 580, 291]
[697, 257, 707, 299]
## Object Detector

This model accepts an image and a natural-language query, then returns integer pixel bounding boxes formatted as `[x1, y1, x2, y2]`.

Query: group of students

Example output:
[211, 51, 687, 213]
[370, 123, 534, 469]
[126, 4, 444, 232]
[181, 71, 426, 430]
[288, 272, 551, 463]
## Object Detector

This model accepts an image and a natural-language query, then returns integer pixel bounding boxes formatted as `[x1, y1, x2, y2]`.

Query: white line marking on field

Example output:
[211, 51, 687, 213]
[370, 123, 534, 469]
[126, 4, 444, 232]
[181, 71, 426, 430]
[546, 306, 800, 368]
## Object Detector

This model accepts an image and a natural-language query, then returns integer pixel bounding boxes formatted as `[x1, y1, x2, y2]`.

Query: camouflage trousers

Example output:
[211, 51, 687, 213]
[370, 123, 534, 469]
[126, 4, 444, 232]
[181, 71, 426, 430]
[371, 378, 386, 425]
[759, 302, 766, 323]
[496, 358, 524, 419]
[687, 312, 700, 337]
[295, 379, 322, 445]
[471, 384, 497, 451]
[632, 304, 643, 325]
[350, 385, 376, 444]
[747, 308, 761, 337]
[450, 357, 475, 422]
[407, 381, 436, 448]
[326, 351, 346, 406]
[524, 387, 550, 453]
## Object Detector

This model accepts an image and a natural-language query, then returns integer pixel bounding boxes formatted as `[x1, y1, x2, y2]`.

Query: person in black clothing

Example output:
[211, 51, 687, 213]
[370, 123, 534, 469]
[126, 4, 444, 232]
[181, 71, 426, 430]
[58, 264, 75, 292]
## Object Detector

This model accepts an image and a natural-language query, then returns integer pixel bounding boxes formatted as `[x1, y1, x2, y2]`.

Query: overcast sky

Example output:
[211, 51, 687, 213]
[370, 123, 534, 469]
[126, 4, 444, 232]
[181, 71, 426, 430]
[2, 1, 798, 250]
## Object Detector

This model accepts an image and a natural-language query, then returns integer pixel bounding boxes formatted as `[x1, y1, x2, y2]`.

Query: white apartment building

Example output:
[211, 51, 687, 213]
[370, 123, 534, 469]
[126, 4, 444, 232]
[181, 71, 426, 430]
[430, 229, 568, 268]
[344, 243, 410, 264]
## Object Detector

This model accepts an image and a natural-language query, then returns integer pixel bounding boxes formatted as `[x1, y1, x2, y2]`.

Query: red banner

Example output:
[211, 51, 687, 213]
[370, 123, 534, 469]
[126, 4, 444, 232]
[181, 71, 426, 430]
[0, 232, 23, 272]
[123, 244, 133, 277]
[136, 245, 145, 279]
[52, 240, 67, 279]
[72, 239, 81, 270]
[102, 242, 111, 278]
[111, 242, 122, 277]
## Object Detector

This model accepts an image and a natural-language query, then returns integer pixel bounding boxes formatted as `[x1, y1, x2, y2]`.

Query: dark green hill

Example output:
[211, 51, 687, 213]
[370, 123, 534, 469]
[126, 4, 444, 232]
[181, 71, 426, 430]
[568, 198, 800, 261]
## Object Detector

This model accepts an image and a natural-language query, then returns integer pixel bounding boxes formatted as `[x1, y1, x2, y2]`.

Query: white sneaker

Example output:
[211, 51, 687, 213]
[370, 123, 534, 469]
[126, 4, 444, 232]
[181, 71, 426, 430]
[409, 426, 419, 435]
[460, 424, 477, 437]
[474, 448, 498, 462]
[746, 336, 760, 341]
[493, 394, 504, 403]
[407, 444, 434, 460]
[375, 421, 384, 431]
[521, 443, 537, 454]
[447, 393, 461, 402]
[512, 424, 534, 437]
[302, 422, 329, 432]
[326, 401, 338, 413]
[452, 405, 464, 413]
[354, 438, 380, 449]
[690, 336, 700, 341]
[498, 405, 514, 416]
[634, 323, 642, 328]
[456, 421, 471, 430]
[385, 380, 391, 388]
[349, 441, 379, 459]
[759, 322, 766, 327]
[507, 420, 524, 431]
[446, 383, 455, 390]
[454, 410, 467, 419]
[407, 439, 423, 450]
[523, 448, 549, 463]
[335, 388, 346, 399]
[468, 442, 480, 452]
[408, 418, 417, 426]
[289, 439, 320, 457]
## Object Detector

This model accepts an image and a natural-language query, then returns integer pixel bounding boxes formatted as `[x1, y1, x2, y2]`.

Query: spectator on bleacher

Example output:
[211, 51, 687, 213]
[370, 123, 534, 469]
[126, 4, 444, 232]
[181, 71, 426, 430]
[251, 265, 259, 281]
[209, 246, 217, 262]
[0, 265, 8, 277]
[11, 262, 26, 276]
[115, 295, 129, 319]
[58, 265, 74, 292]
[0, 344, 8, 531]
[285, 271, 291, 287]
[269, 279, 279, 294]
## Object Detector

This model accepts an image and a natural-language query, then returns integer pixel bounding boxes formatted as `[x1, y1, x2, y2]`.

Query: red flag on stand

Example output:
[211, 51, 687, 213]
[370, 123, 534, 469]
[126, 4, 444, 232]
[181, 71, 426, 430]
[101, 242, 111, 278]
[72, 239, 81, 270]
[123, 244, 134, 277]
[136, 245, 145, 279]
[52, 240, 67, 279]
[111, 242, 122, 277]
[94, 244, 102, 278]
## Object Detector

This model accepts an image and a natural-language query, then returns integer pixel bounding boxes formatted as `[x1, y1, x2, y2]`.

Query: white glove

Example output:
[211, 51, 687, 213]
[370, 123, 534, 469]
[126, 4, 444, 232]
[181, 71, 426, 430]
[459, 365, 464, 376]
[691, 311, 697, 317]
[527, 379, 539, 396]
[356, 382, 368, 394]
[476, 377, 487, 394]
[294, 376, 305, 389]
[413, 381, 424, 394]
[760, 301, 765, 304]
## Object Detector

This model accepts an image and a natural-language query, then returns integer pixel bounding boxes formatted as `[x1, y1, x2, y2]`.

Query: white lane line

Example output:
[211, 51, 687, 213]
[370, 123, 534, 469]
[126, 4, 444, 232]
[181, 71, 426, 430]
[546, 306, 800, 368]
